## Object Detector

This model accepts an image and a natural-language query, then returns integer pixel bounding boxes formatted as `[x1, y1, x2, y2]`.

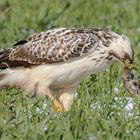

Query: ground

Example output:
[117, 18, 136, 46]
[0, 0, 140, 140]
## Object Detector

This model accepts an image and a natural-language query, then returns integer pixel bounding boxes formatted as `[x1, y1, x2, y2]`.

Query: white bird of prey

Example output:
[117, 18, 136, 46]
[0, 28, 134, 111]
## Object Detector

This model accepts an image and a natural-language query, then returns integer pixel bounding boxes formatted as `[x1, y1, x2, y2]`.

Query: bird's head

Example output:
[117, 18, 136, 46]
[109, 35, 134, 69]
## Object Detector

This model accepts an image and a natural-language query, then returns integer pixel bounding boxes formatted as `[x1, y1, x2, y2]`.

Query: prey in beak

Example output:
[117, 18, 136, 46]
[119, 55, 140, 96]
[122, 67, 140, 96]
[110, 50, 140, 95]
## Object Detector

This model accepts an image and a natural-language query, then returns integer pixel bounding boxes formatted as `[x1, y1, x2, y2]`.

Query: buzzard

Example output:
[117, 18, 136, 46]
[0, 28, 134, 111]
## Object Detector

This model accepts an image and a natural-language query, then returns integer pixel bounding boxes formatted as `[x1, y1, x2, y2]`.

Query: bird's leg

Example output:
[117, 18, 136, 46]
[44, 87, 75, 112]
[58, 87, 77, 111]
[33, 84, 63, 112]
[46, 91, 63, 112]
[53, 99, 63, 112]
[59, 92, 76, 111]
[43, 87, 63, 112]
[40, 85, 78, 112]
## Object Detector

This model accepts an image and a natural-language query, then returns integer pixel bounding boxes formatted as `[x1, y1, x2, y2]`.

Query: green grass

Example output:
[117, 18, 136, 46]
[0, 0, 140, 139]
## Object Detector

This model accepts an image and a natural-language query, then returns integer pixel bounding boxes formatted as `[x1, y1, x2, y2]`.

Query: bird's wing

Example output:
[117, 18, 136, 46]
[0, 28, 111, 68]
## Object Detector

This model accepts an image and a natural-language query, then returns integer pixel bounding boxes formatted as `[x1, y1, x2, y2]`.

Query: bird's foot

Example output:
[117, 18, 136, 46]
[53, 100, 63, 112]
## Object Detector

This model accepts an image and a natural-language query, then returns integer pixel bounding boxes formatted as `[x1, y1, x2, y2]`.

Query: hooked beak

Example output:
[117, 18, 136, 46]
[122, 62, 133, 69]
[117, 58, 134, 69]
[124, 62, 133, 69]
[109, 51, 134, 69]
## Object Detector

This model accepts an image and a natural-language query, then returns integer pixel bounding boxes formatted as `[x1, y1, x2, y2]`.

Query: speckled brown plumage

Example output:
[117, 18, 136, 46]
[0, 28, 113, 68]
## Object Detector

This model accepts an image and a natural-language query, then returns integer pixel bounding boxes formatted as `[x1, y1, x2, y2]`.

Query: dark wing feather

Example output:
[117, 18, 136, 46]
[13, 40, 28, 46]
[0, 28, 112, 68]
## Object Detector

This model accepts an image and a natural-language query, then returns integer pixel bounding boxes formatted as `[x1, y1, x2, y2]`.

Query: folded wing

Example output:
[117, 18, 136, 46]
[0, 28, 108, 68]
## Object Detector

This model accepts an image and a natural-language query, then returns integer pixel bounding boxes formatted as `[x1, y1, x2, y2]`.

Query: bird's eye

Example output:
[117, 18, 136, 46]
[124, 53, 129, 59]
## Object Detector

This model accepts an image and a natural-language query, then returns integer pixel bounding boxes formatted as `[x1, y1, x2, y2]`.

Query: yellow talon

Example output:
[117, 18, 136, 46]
[53, 100, 63, 112]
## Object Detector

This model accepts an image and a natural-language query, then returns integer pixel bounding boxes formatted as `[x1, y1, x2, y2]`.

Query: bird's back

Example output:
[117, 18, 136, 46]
[0, 27, 114, 69]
